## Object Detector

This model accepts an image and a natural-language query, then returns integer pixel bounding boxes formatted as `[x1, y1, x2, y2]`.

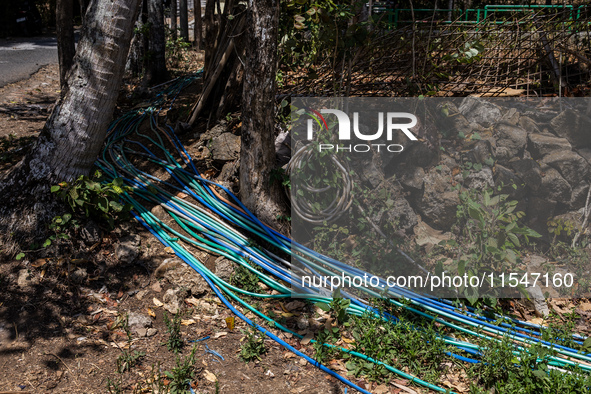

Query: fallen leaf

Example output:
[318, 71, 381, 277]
[164, 247, 175, 254]
[203, 370, 217, 383]
[147, 308, 156, 318]
[181, 319, 196, 326]
[300, 332, 314, 345]
[342, 337, 355, 344]
[153, 298, 164, 307]
[32, 258, 47, 268]
[391, 382, 418, 394]
[373, 384, 390, 394]
[213, 331, 227, 339]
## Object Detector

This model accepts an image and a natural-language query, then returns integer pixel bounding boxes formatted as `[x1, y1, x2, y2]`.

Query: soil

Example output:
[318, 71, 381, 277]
[0, 65, 382, 394]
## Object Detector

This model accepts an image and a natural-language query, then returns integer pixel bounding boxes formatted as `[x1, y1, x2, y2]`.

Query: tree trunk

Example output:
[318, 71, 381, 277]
[146, 0, 168, 84]
[179, 0, 189, 42]
[0, 0, 141, 252]
[170, 0, 177, 39]
[79, 0, 88, 24]
[240, 0, 286, 229]
[203, 0, 216, 70]
[194, 0, 202, 49]
[56, 0, 76, 92]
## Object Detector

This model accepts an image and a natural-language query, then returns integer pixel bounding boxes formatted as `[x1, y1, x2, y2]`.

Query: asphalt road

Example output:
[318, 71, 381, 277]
[0, 35, 58, 88]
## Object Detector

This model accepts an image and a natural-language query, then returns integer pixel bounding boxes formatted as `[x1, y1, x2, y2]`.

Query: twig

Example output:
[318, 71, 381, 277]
[572, 185, 591, 248]
[47, 353, 73, 373]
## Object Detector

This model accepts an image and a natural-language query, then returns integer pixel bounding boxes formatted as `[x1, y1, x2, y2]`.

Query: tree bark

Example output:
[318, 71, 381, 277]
[193, 0, 202, 49]
[179, 0, 189, 42]
[203, 0, 216, 70]
[146, 0, 168, 84]
[56, 0, 76, 92]
[0, 0, 141, 252]
[240, 0, 286, 229]
[79, 0, 88, 24]
[170, 0, 177, 39]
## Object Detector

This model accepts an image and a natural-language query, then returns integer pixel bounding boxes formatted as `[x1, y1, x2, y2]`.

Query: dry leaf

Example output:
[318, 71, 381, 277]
[391, 382, 418, 394]
[225, 316, 235, 331]
[301, 332, 314, 345]
[203, 370, 217, 383]
[153, 298, 164, 307]
[147, 308, 156, 318]
[373, 385, 390, 394]
[181, 319, 196, 326]
[213, 331, 227, 339]
[342, 337, 355, 344]
[32, 258, 47, 268]
[164, 247, 175, 254]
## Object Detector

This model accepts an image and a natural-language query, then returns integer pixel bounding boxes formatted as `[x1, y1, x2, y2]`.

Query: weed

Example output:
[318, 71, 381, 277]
[240, 325, 266, 362]
[165, 345, 198, 394]
[315, 288, 351, 324]
[106, 375, 123, 394]
[163, 310, 184, 353]
[51, 170, 132, 228]
[231, 260, 261, 293]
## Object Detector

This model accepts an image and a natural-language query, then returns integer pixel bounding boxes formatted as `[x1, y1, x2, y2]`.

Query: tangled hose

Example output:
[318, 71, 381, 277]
[97, 73, 591, 393]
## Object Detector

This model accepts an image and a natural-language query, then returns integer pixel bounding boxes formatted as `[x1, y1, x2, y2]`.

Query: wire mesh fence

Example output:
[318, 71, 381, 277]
[281, 4, 591, 97]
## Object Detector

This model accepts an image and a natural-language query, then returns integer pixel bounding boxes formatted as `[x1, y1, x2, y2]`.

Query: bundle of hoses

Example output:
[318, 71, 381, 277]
[97, 73, 591, 393]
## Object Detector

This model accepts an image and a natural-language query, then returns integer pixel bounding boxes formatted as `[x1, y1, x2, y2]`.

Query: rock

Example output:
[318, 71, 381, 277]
[400, 142, 439, 168]
[415, 166, 460, 231]
[494, 123, 527, 163]
[550, 109, 591, 149]
[17, 269, 37, 288]
[463, 140, 495, 164]
[215, 257, 234, 282]
[518, 116, 540, 134]
[163, 288, 182, 314]
[465, 167, 494, 190]
[162, 263, 209, 298]
[494, 164, 526, 199]
[80, 220, 101, 246]
[500, 107, 520, 126]
[136, 328, 147, 337]
[208, 133, 241, 161]
[362, 160, 384, 188]
[523, 286, 549, 317]
[578, 148, 591, 165]
[541, 150, 591, 186]
[146, 328, 158, 337]
[397, 166, 424, 193]
[296, 315, 309, 330]
[509, 159, 543, 191]
[70, 268, 88, 284]
[116, 234, 140, 263]
[128, 312, 152, 333]
[539, 166, 572, 202]
[217, 161, 238, 182]
[385, 198, 418, 233]
[458, 97, 502, 127]
[527, 133, 572, 159]
[155, 258, 182, 278]
[526, 197, 557, 237]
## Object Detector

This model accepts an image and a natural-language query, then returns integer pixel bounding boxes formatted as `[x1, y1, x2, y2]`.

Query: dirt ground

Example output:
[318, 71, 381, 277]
[0, 66, 393, 394]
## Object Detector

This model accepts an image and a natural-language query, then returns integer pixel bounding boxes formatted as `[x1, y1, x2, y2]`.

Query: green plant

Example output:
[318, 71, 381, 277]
[165, 345, 198, 394]
[312, 327, 340, 364]
[240, 325, 266, 362]
[106, 375, 123, 394]
[163, 310, 184, 353]
[51, 170, 132, 228]
[442, 188, 541, 303]
[231, 260, 261, 293]
[315, 288, 351, 324]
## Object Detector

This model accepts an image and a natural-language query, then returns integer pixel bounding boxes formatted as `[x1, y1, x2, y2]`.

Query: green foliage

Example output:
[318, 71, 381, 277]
[164, 345, 198, 394]
[116, 349, 145, 373]
[345, 302, 449, 384]
[52, 170, 132, 229]
[443, 188, 541, 302]
[312, 327, 340, 363]
[231, 260, 261, 293]
[315, 288, 350, 324]
[163, 310, 184, 354]
[166, 29, 192, 70]
[443, 41, 485, 64]
[240, 325, 266, 362]
[470, 336, 591, 393]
